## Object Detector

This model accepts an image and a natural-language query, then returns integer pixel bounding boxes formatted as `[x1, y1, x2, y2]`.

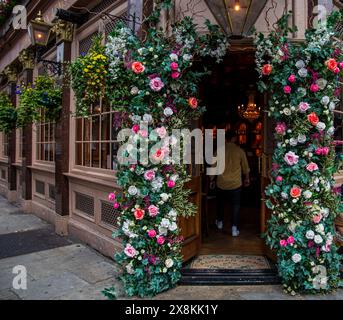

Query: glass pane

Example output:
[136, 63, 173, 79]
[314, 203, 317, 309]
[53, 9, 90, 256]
[91, 142, 100, 168]
[112, 142, 119, 170]
[84, 119, 91, 141]
[84, 143, 90, 167]
[76, 143, 82, 165]
[101, 143, 111, 169]
[101, 114, 110, 141]
[76, 118, 83, 142]
[36, 125, 42, 143]
[45, 124, 49, 143]
[92, 116, 100, 141]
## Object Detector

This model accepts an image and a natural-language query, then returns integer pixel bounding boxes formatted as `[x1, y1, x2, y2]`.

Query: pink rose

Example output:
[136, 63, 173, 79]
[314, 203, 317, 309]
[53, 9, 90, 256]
[288, 74, 296, 83]
[280, 240, 287, 247]
[284, 151, 299, 166]
[306, 162, 319, 172]
[113, 203, 120, 210]
[313, 214, 322, 224]
[124, 244, 137, 257]
[170, 62, 179, 71]
[275, 122, 286, 135]
[139, 130, 148, 138]
[167, 180, 176, 188]
[156, 127, 167, 139]
[276, 176, 283, 184]
[108, 193, 116, 201]
[150, 77, 165, 92]
[152, 149, 165, 162]
[284, 86, 292, 94]
[321, 147, 330, 156]
[340, 62, 343, 69]
[315, 148, 323, 156]
[334, 67, 340, 74]
[171, 71, 180, 79]
[132, 124, 140, 134]
[287, 236, 295, 245]
[144, 170, 155, 181]
[148, 205, 159, 217]
[157, 236, 165, 245]
[298, 102, 310, 113]
[147, 230, 157, 238]
[310, 83, 319, 92]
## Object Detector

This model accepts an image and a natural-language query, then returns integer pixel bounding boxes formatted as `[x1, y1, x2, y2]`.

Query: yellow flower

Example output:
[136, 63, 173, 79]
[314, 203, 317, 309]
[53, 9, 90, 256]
[84, 68, 89, 72]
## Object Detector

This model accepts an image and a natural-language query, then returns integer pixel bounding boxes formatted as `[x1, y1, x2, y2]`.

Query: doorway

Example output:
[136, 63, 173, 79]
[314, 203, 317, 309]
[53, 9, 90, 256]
[199, 49, 265, 256]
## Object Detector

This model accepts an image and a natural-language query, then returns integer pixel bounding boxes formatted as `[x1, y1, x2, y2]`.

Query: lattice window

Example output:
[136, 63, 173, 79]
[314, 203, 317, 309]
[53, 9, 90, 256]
[79, 31, 99, 56]
[36, 119, 56, 162]
[35, 180, 45, 195]
[75, 192, 95, 217]
[1, 133, 9, 158]
[101, 200, 120, 227]
[75, 99, 119, 170]
[105, 12, 129, 40]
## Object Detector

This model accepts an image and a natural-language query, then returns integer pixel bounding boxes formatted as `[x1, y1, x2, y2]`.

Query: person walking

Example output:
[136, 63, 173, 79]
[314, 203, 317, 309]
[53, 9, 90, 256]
[211, 130, 250, 237]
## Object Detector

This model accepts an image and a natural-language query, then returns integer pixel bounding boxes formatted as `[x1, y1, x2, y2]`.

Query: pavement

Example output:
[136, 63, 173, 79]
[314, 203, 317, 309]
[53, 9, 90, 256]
[0, 195, 342, 300]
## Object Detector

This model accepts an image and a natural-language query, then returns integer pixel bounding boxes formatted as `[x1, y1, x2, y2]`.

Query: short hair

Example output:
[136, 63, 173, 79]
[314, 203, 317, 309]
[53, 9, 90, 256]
[226, 130, 236, 141]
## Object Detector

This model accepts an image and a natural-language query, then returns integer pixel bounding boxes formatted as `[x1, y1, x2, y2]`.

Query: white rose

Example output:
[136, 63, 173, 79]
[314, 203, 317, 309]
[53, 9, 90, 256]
[283, 108, 291, 116]
[306, 230, 315, 239]
[303, 190, 313, 199]
[183, 54, 192, 61]
[292, 253, 302, 263]
[164, 107, 174, 117]
[327, 127, 335, 135]
[329, 102, 336, 111]
[321, 96, 330, 105]
[316, 78, 327, 90]
[126, 264, 135, 274]
[314, 234, 323, 244]
[298, 134, 306, 143]
[165, 258, 174, 268]
[298, 68, 308, 77]
[316, 122, 326, 131]
[131, 87, 139, 95]
[316, 224, 325, 235]
[296, 60, 305, 69]
[169, 222, 177, 231]
[281, 192, 288, 199]
[161, 218, 171, 228]
[290, 138, 298, 146]
[143, 114, 153, 123]
[158, 226, 168, 236]
[160, 193, 169, 202]
[128, 186, 138, 196]
[170, 53, 178, 61]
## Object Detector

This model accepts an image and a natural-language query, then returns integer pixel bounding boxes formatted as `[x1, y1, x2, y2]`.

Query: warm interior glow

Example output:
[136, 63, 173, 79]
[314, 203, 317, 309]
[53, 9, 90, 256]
[37, 33, 43, 39]
[234, 4, 240, 11]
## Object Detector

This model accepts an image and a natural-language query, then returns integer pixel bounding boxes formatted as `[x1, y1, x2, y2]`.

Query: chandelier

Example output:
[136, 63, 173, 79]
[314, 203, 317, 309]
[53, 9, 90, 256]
[238, 88, 261, 122]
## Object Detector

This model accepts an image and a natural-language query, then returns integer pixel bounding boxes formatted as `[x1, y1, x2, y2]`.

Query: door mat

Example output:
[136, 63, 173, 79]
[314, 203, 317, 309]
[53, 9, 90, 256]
[189, 254, 273, 270]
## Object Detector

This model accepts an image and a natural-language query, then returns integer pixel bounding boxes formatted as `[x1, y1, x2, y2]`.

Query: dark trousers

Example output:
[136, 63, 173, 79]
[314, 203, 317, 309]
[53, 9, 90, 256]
[217, 187, 242, 227]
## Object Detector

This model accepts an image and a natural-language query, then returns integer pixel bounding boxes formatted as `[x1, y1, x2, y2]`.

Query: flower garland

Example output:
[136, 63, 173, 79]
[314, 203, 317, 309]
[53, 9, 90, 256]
[0, 92, 16, 133]
[69, 35, 108, 117]
[104, 2, 228, 297]
[255, 13, 343, 294]
[17, 75, 62, 127]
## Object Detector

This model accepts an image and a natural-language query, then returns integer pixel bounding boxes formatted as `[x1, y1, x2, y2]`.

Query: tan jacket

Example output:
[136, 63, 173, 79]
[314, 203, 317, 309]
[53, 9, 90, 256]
[216, 142, 250, 190]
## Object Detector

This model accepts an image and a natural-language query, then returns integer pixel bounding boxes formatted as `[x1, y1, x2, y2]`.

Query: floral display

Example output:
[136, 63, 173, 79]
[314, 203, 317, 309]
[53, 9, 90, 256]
[69, 35, 108, 117]
[0, 92, 16, 133]
[103, 2, 228, 297]
[16, 75, 62, 127]
[255, 13, 343, 294]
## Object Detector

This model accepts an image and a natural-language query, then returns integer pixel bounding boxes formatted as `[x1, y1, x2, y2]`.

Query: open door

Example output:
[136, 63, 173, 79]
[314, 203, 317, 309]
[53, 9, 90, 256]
[180, 119, 202, 262]
[260, 96, 277, 261]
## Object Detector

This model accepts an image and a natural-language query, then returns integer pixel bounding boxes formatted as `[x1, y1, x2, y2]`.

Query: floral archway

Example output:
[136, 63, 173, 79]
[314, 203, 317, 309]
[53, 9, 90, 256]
[69, 1, 343, 298]
[256, 13, 342, 294]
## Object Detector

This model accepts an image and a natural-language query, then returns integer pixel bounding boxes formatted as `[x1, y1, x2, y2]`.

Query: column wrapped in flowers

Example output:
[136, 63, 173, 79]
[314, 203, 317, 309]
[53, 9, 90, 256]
[256, 13, 343, 294]
[103, 5, 228, 297]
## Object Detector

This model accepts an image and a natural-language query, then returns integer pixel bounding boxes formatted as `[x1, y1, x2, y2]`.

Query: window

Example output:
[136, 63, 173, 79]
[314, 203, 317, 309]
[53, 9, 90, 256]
[75, 99, 118, 170]
[0, 133, 9, 158]
[35, 111, 56, 162]
[16, 128, 23, 161]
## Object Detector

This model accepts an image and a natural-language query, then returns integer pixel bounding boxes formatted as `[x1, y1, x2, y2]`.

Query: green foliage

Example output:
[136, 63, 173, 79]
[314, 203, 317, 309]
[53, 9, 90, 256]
[0, 93, 16, 133]
[101, 287, 117, 300]
[17, 75, 62, 127]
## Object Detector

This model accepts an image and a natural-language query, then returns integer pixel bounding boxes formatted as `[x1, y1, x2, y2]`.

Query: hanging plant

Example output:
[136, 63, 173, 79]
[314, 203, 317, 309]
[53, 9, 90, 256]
[105, 1, 228, 297]
[0, 92, 16, 133]
[69, 35, 108, 117]
[0, 0, 17, 27]
[255, 12, 343, 294]
[17, 75, 62, 127]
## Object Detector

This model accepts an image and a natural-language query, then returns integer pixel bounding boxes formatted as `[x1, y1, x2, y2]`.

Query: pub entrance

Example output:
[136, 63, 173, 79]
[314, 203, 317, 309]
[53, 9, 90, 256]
[199, 49, 265, 256]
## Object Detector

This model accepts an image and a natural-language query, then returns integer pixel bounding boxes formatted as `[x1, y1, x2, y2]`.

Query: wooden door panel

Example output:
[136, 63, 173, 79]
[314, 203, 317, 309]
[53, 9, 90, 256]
[180, 176, 202, 262]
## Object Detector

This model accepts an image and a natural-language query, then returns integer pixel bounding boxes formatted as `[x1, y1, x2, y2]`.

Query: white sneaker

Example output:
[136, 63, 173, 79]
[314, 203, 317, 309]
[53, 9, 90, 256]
[232, 226, 240, 237]
[216, 220, 223, 230]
